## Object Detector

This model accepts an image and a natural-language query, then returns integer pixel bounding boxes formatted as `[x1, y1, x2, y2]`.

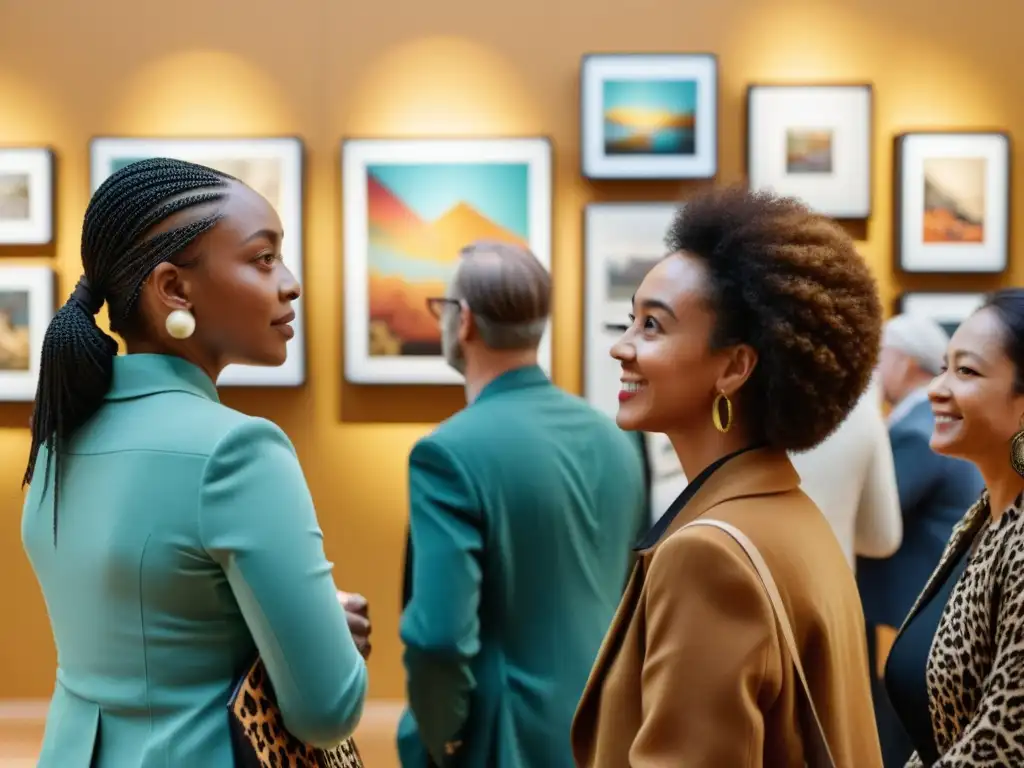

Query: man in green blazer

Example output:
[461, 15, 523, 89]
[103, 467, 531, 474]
[398, 242, 647, 767]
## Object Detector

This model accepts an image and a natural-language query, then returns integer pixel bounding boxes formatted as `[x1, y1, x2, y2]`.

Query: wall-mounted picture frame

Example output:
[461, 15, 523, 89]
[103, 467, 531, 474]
[88, 136, 306, 387]
[0, 266, 55, 401]
[0, 147, 55, 246]
[580, 53, 717, 180]
[342, 137, 552, 386]
[582, 202, 686, 520]
[746, 84, 872, 218]
[894, 131, 1011, 274]
[895, 291, 986, 338]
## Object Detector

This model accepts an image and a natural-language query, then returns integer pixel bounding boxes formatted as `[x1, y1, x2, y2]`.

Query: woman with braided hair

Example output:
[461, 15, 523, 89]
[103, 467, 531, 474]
[20, 158, 368, 766]
[570, 186, 885, 766]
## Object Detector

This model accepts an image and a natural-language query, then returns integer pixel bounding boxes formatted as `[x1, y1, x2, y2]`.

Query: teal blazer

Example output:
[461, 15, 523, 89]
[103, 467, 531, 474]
[21, 354, 368, 768]
[398, 365, 646, 767]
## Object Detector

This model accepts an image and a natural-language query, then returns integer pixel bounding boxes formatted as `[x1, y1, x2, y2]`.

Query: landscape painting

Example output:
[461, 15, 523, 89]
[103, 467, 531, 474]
[0, 174, 30, 222]
[365, 162, 529, 358]
[606, 255, 660, 303]
[922, 156, 986, 243]
[602, 79, 697, 156]
[0, 290, 30, 370]
[342, 138, 552, 385]
[581, 54, 717, 180]
[786, 128, 834, 174]
[88, 137, 306, 386]
[0, 148, 54, 245]
[0, 266, 55, 401]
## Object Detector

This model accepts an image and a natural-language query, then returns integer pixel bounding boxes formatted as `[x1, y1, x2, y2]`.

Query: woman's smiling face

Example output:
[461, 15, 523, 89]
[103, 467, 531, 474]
[928, 305, 1024, 463]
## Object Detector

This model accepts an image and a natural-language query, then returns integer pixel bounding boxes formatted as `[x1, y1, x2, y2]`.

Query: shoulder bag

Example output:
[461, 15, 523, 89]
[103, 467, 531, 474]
[228, 655, 365, 768]
[682, 518, 837, 768]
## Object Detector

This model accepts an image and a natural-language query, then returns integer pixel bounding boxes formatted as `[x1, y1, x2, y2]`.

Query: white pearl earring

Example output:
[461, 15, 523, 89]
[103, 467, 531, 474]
[165, 308, 196, 340]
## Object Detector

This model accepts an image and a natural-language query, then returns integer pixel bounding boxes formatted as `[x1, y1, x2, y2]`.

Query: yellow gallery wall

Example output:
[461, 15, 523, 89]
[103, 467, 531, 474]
[0, 0, 1021, 701]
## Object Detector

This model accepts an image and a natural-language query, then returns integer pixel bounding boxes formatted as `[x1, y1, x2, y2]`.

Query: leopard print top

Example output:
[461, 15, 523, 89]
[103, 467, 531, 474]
[897, 491, 1024, 767]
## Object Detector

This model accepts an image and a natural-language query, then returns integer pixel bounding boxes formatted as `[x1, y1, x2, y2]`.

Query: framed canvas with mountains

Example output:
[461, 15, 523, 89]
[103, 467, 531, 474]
[894, 131, 1010, 274]
[341, 138, 552, 385]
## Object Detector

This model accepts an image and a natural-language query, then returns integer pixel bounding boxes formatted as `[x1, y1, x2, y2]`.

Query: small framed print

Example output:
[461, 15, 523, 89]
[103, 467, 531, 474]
[746, 84, 872, 218]
[0, 266, 55, 401]
[89, 136, 306, 386]
[895, 131, 1011, 274]
[895, 291, 985, 338]
[580, 53, 717, 180]
[0, 148, 55, 246]
[582, 202, 678, 417]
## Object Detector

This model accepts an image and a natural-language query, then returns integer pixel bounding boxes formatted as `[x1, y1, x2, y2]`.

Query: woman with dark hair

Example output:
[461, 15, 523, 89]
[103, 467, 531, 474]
[885, 288, 1024, 767]
[570, 186, 884, 766]
[21, 158, 368, 766]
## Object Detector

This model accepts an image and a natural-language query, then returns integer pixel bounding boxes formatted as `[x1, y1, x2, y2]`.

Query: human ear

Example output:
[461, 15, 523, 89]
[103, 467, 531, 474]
[148, 262, 193, 311]
[457, 299, 474, 344]
[715, 343, 759, 397]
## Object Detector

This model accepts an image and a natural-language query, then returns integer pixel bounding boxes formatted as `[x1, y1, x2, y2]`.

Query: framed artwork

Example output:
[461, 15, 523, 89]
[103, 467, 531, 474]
[580, 53, 717, 180]
[582, 202, 686, 519]
[894, 131, 1010, 274]
[746, 84, 872, 218]
[0, 147, 54, 246]
[342, 137, 553, 385]
[895, 291, 985, 338]
[88, 136, 306, 387]
[0, 266, 55, 401]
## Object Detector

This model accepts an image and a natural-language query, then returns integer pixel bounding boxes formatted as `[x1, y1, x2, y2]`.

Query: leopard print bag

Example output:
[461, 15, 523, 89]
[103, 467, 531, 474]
[228, 656, 365, 768]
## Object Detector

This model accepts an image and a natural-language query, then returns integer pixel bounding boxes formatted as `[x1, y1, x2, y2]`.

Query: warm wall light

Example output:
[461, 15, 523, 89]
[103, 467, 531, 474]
[106, 50, 295, 135]
[0, 70, 64, 140]
[343, 36, 543, 136]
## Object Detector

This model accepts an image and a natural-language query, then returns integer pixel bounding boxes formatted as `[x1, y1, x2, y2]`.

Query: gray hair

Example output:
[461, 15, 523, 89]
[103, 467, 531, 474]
[453, 240, 550, 350]
[882, 313, 950, 375]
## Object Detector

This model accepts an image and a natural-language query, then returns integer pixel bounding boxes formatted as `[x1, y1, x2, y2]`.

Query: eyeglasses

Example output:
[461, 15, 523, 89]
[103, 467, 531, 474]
[426, 297, 461, 319]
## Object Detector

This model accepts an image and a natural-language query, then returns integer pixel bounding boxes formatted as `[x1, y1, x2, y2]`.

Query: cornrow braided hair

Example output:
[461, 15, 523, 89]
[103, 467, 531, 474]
[24, 157, 233, 545]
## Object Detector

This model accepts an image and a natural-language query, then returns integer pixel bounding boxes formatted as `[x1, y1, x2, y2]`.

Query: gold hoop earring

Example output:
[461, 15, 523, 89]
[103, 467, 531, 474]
[712, 392, 733, 434]
[1011, 414, 1024, 479]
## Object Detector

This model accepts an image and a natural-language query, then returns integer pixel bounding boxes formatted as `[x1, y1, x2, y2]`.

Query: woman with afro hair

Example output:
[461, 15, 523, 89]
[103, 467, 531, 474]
[571, 186, 885, 767]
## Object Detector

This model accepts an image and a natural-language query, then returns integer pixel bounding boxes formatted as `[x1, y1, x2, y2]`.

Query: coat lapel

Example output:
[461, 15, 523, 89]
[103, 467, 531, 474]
[572, 561, 644, 741]
[893, 492, 989, 639]
[573, 448, 801, 748]
[635, 448, 801, 556]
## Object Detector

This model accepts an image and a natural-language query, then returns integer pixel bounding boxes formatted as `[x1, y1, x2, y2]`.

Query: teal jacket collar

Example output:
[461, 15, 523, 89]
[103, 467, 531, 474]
[474, 364, 549, 404]
[105, 354, 220, 404]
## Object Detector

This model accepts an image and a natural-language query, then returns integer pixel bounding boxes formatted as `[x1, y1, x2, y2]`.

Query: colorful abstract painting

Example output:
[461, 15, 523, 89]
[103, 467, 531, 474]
[365, 162, 529, 358]
[602, 79, 697, 156]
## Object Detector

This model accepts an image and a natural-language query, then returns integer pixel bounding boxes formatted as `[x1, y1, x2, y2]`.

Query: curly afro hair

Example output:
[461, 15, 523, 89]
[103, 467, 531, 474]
[666, 185, 882, 452]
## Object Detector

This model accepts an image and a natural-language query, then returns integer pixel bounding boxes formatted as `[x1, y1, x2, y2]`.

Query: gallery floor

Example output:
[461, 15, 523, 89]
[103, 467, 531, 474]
[0, 700, 403, 766]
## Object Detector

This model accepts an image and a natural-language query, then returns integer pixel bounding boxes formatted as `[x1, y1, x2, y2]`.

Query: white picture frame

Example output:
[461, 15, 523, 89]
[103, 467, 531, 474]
[746, 84, 872, 218]
[342, 137, 552, 385]
[0, 148, 55, 246]
[895, 131, 1010, 274]
[583, 202, 687, 521]
[581, 53, 717, 180]
[88, 136, 306, 387]
[0, 266, 55, 401]
[897, 291, 986, 338]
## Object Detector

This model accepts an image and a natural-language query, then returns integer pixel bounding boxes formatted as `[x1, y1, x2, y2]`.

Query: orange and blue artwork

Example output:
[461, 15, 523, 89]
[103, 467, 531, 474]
[602, 79, 698, 156]
[365, 162, 530, 357]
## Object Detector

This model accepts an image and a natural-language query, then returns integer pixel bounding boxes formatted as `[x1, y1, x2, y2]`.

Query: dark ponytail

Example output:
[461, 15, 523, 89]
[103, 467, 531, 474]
[24, 157, 233, 544]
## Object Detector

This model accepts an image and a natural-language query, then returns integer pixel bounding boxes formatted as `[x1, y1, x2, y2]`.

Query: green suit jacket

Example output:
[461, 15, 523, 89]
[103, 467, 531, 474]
[21, 353, 368, 768]
[398, 365, 646, 767]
